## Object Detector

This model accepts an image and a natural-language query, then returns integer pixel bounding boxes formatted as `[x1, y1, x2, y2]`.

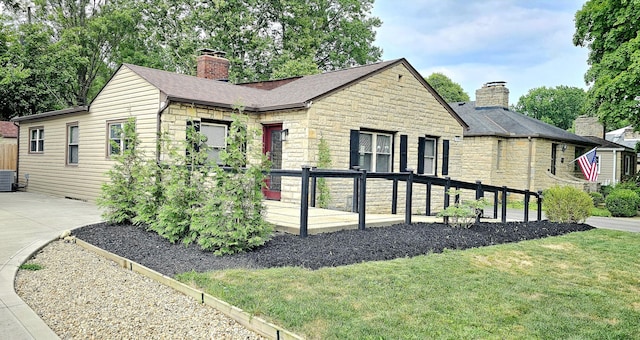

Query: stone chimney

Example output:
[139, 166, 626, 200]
[475, 81, 509, 109]
[196, 49, 229, 81]
[574, 115, 604, 138]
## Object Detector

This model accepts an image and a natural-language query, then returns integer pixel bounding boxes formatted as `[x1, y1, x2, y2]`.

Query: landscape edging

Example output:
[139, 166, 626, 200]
[74, 238, 304, 340]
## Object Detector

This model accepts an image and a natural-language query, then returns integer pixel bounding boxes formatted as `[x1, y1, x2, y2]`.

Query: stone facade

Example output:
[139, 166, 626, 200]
[475, 81, 509, 108]
[574, 116, 604, 138]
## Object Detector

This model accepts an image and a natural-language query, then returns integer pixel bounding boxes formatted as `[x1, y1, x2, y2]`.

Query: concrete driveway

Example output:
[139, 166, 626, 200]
[0, 192, 102, 340]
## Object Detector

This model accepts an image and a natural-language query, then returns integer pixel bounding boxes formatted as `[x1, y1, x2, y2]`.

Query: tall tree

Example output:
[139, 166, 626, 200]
[425, 72, 470, 103]
[573, 0, 640, 130]
[513, 86, 586, 130]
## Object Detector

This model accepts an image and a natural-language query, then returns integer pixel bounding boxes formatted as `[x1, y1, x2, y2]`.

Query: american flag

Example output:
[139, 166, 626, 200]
[577, 148, 598, 182]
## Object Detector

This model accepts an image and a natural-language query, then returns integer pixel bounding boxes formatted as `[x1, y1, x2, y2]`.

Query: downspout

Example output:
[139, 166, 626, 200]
[157, 99, 170, 163]
[612, 150, 617, 185]
[12, 121, 19, 187]
[527, 136, 532, 190]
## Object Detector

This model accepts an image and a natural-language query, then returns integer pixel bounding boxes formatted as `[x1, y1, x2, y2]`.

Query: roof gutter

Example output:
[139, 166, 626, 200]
[10, 106, 89, 122]
[166, 96, 309, 113]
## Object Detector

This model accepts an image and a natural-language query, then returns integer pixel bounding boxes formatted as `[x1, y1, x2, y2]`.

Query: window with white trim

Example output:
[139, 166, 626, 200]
[107, 121, 128, 157]
[596, 155, 601, 174]
[359, 132, 392, 172]
[201, 122, 228, 164]
[422, 138, 436, 175]
[67, 123, 78, 165]
[29, 127, 44, 153]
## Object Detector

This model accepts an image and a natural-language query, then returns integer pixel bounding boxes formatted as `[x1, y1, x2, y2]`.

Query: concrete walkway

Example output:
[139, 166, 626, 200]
[1, 192, 102, 340]
[2, 192, 640, 339]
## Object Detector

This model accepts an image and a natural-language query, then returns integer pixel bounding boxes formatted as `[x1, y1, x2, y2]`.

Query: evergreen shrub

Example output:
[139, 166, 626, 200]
[605, 189, 640, 217]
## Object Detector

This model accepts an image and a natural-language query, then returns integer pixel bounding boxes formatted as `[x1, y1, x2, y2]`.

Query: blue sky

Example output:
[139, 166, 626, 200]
[371, 0, 589, 104]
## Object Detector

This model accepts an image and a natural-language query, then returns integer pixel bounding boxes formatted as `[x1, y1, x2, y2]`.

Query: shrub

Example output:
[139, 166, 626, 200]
[605, 189, 640, 217]
[316, 136, 332, 208]
[589, 192, 605, 207]
[437, 190, 489, 228]
[543, 186, 592, 223]
[191, 112, 273, 255]
[600, 185, 614, 198]
[613, 181, 640, 200]
[97, 117, 144, 224]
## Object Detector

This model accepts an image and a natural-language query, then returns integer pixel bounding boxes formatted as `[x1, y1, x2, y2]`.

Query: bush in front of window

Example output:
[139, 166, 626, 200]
[191, 111, 273, 255]
[543, 186, 592, 223]
[97, 117, 143, 224]
[316, 136, 332, 208]
[605, 189, 640, 217]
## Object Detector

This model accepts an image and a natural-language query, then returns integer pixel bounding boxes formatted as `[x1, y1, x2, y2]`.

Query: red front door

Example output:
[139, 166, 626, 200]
[262, 124, 283, 200]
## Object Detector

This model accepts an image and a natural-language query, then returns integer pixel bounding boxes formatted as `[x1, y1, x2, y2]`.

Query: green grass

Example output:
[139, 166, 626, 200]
[507, 200, 540, 211]
[591, 206, 612, 217]
[177, 229, 640, 339]
[19, 263, 44, 271]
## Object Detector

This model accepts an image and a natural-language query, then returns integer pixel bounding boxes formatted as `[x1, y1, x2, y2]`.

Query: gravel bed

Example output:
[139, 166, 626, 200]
[16, 220, 594, 339]
[15, 241, 263, 340]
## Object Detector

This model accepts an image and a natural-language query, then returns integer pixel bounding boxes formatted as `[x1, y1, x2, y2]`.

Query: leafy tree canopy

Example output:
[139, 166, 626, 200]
[0, 0, 382, 120]
[573, 0, 640, 130]
[425, 72, 470, 103]
[513, 86, 586, 130]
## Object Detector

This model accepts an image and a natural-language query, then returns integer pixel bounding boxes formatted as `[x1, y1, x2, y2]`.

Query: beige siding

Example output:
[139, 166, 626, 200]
[17, 66, 161, 202]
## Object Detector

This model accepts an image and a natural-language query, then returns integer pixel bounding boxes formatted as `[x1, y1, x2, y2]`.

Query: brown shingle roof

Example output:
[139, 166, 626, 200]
[0, 121, 18, 138]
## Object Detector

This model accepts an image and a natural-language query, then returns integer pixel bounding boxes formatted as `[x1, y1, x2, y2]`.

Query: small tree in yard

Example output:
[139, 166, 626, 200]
[191, 110, 273, 255]
[316, 136, 332, 208]
[150, 121, 211, 243]
[97, 117, 143, 224]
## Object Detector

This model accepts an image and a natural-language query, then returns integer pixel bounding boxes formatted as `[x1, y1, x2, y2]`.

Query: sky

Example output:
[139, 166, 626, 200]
[371, 0, 590, 104]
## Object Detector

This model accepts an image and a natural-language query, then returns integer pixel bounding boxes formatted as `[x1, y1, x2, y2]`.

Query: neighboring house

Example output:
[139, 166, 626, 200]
[12, 51, 468, 213]
[575, 116, 638, 184]
[450, 82, 598, 193]
[0, 121, 18, 170]
[0, 121, 18, 144]
[605, 125, 640, 172]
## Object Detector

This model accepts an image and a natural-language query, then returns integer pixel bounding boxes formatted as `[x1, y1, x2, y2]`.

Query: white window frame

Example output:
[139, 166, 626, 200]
[596, 155, 601, 174]
[67, 123, 79, 165]
[201, 122, 228, 164]
[107, 121, 126, 157]
[423, 137, 437, 175]
[624, 155, 632, 176]
[29, 127, 44, 153]
[359, 131, 392, 172]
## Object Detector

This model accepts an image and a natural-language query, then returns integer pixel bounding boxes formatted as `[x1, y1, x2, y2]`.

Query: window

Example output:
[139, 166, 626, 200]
[496, 140, 503, 169]
[359, 131, 392, 172]
[596, 155, 601, 174]
[67, 123, 78, 165]
[107, 121, 127, 156]
[201, 122, 227, 164]
[551, 143, 558, 175]
[418, 137, 437, 175]
[29, 127, 44, 153]
[624, 155, 632, 176]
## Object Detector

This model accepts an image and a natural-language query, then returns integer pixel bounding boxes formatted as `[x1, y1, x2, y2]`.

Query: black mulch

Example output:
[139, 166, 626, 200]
[73, 221, 594, 277]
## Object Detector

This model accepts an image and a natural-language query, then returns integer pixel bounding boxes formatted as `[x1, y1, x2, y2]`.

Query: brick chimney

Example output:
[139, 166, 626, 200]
[475, 81, 509, 109]
[197, 49, 229, 81]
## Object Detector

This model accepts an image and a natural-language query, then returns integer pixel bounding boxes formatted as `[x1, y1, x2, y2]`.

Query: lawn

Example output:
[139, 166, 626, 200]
[177, 229, 640, 339]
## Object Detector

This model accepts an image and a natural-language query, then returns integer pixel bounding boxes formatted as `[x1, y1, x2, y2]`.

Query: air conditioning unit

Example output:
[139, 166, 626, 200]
[0, 170, 15, 192]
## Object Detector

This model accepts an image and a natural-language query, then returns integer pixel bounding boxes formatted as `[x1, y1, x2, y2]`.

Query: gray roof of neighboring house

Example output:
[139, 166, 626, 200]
[450, 101, 596, 146]
[11, 106, 89, 123]
[581, 136, 635, 151]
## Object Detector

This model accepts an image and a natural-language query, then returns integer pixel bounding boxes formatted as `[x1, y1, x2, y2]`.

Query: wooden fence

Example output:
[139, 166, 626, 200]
[0, 144, 17, 170]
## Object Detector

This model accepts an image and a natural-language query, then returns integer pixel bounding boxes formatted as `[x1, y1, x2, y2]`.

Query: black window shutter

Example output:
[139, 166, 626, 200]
[442, 139, 449, 176]
[417, 137, 425, 174]
[400, 135, 408, 172]
[349, 129, 360, 169]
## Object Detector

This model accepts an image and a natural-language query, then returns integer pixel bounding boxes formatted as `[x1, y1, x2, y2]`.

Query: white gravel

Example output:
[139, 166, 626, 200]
[14, 240, 264, 340]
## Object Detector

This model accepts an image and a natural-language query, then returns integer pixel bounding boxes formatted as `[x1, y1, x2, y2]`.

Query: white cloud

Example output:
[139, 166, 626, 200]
[373, 0, 589, 102]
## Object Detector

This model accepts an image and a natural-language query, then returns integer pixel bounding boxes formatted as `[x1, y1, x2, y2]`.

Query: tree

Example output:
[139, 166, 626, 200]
[425, 73, 470, 103]
[513, 86, 586, 130]
[573, 0, 640, 130]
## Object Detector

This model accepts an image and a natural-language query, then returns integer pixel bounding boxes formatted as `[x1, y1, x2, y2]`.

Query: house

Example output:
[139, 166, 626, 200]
[605, 125, 640, 172]
[574, 116, 638, 185]
[11, 51, 468, 213]
[450, 82, 598, 193]
[0, 121, 18, 170]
